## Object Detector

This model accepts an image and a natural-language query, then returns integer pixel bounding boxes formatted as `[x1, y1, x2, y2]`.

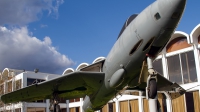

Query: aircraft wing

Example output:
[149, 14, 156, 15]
[156, 72, 186, 99]
[1, 71, 105, 104]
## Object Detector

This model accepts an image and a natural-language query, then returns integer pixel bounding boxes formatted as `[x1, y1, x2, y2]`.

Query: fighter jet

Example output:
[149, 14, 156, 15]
[1, 0, 186, 112]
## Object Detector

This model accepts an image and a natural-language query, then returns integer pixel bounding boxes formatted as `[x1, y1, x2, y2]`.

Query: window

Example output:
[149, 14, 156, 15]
[0, 84, 4, 107]
[153, 59, 163, 75]
[185, 92, 195, 112]
[0, 79, 3, 85]
[118, 14, 138, 39]
[166, 37, 191, 53]
[61, 108, 67, 112]
[15, 79, 21, 90]
[27, 107, 46, 112]
[69, 98, 80, 103]
[181, 52, 197, 83]
[7, 81, 12, 93]
[167, 54, 182, 84]
[108, 103, 116, 112]
[15, 108, 21, 112]
[69, 99, 74, 103]
[154, 12, 161, 20]
[0, 84, 4, 95]
[167, 51, 197, 84]
[27, 78, 45, 86]
[59, 98, 67, 103]
[75, 107, 80, 112]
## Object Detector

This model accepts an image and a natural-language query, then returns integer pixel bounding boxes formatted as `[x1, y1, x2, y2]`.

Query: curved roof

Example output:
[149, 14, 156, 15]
[1, 68, 25, 80]
[92, 57, 105, 64]
[166, 31, 191, 53]
[170, 31, 190, 43]
[190, 24, 200, 45]
[62, 57, 105, 74]
[76, 63, 89, 71]
[62, 68, 74, 75]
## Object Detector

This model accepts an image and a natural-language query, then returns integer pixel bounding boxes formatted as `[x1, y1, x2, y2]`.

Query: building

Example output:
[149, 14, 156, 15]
[1, 24, 200, 112]
[0, 68, 63, 112]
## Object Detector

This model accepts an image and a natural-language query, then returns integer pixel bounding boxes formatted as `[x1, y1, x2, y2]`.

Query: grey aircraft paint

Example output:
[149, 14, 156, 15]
[1, 0, 186, 112]
[84, 0, 186, 111]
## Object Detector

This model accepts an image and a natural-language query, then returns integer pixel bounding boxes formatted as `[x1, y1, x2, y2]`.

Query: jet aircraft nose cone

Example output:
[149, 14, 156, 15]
[157, 0, 186, 18]
[170, 0, 186, 9]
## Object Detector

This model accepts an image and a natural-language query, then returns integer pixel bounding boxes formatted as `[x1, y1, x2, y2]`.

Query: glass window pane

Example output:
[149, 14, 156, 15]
[16, 79, 21, 90]
[7, 81, 12, 93]
[167, 55, 182, 84]
[75, 98, 80, 102]
[75, 107, 80, 112]
[27, 78, 45, 86]
[185, 92, 195, 112]
[69, 99, 74, 103]
[181, 51, 197, 84]
[153, 59, 163, 75]
[0, 84, 4, 95]
[108, 103, 113, 112]
[181, 52, 189, 83]
[27, 78, 36, 86]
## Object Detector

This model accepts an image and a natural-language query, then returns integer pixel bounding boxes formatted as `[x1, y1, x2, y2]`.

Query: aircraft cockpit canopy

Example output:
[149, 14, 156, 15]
[117, 14, 138, 39]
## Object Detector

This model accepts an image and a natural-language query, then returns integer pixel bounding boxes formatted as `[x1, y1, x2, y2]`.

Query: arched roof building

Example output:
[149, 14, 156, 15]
[62, 57, 105, 75]
[62, 68, 74, 75]
[76, 63, 89, 71]
[1, 68, 25, 80]
[190, 24, 200, 45]
[92, 57, 105, 64]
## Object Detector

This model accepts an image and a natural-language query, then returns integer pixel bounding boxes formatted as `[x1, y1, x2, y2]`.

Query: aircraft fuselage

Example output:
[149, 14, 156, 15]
[83, 0, 186, 111]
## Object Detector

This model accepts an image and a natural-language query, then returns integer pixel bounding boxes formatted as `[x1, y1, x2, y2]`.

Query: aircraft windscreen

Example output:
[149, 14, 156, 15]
[117, 14, 138, 40]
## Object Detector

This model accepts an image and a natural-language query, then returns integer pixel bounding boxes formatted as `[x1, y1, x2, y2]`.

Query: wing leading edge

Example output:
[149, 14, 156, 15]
[1, 71, 105, 104]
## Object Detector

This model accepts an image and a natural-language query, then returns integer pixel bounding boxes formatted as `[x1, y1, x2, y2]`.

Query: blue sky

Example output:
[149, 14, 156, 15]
[0, 0, 199, 74]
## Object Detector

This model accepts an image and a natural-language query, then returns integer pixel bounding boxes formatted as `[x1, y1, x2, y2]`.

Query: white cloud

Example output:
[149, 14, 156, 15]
[0, 26, 74, 73]
[0, 0, 64, 25]
[44, 36, 52, 45]
[0, 0, 70, 74]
